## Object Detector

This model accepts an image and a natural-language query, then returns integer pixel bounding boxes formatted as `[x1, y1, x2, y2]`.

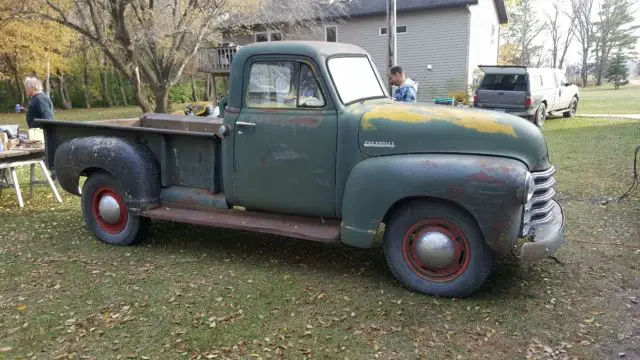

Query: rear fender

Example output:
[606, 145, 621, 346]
[340, 154, 528, 255]
[54, 136, 161, 213]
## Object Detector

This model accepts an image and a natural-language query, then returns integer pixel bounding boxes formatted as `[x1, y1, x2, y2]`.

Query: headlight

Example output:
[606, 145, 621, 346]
[523, 172, 535, 204]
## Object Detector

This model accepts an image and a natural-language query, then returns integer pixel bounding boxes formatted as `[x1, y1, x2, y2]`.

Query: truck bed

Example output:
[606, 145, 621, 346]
[39, 113, 224, 195]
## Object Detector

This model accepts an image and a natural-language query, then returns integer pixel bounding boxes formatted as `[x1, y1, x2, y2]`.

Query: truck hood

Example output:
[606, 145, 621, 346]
[353, 99, 550, 171]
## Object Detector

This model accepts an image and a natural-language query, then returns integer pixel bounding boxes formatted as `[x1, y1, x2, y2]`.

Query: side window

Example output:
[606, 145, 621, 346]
[245, 61, 326, 109]
[247, 61, 297, 108]
[298, 63, 325, 108]
[560, 73, 568, 86]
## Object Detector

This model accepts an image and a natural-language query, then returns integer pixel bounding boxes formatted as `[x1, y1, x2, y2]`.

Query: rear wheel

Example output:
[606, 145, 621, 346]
[81, 171, 150, 246]
[563, 97, 578, 118]
[534, 103, 547, 127]
[383, 201, 493, 298]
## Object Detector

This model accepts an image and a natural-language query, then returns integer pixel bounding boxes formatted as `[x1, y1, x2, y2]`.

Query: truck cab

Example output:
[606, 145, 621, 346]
[38, 41, 565, 298]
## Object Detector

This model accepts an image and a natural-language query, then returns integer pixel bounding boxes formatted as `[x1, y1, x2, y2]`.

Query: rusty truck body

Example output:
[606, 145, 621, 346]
[37, 41, 565, 298]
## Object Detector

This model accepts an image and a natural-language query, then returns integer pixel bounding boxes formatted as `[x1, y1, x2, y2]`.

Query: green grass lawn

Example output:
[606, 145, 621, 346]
[1, 117, 639, 359]
[0, 106, 143, 128]
[578, 84, 640, 115]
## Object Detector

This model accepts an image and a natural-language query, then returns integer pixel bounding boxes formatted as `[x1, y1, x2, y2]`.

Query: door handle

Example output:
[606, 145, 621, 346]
[236, 121, 256, 127]
[235, 121, 256, 135]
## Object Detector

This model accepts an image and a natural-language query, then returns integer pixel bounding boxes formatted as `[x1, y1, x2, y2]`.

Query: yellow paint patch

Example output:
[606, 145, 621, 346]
[361, 108, 425, 130]
[361, 104, 518, 137]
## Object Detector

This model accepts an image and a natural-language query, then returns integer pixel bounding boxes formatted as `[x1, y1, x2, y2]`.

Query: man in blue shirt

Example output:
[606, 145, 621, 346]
[389, 66, 418, 103]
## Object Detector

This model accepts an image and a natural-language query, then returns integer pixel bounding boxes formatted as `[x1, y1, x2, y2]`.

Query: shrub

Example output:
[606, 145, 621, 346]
[449, 90, 470, 105]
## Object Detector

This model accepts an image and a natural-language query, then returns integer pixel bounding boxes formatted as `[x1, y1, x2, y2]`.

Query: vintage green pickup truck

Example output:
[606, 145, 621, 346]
[37, 41, 565, 298]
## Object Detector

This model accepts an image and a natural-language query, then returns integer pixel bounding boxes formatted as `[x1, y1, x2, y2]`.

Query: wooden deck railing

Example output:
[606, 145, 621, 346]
[197, 46, 240, 74]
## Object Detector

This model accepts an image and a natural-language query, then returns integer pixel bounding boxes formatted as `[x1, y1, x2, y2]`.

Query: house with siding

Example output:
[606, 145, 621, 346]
[210, 0, 508, 102]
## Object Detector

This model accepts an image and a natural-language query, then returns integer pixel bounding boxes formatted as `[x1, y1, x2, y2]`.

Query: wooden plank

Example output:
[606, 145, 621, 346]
[142, 205, 341, 243]
[0, 150, 29, 159]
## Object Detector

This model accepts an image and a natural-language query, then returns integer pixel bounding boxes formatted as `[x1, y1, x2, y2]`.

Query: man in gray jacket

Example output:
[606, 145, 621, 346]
[24, 77, 54, 128]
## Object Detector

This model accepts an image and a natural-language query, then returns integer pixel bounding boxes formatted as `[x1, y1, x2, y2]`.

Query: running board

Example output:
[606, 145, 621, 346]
[141, 204, 341, 243]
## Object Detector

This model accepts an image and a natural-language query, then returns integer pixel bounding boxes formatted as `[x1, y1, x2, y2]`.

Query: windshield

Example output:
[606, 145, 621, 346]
[327, 56, 386, 104]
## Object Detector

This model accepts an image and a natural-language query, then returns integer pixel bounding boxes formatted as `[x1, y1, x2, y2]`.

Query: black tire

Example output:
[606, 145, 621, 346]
[534, 103, 547, 127]
[383, 201, 493, 298]
[81, 171, 150, 246]
[563, 97, 578, 118]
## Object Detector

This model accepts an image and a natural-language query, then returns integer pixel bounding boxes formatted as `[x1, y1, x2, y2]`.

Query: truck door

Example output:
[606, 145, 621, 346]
[232, 57, 338, 217]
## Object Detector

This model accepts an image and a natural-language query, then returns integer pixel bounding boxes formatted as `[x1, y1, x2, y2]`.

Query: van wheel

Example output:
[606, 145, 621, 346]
[563, 98, 578, 118]
[81, 171, 150, 246]
[383, 201, 493, 298]
[534, 103, 547, 127]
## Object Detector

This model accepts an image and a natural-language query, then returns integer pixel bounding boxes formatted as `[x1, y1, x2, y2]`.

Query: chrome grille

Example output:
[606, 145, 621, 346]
[521, 166, 557, 236]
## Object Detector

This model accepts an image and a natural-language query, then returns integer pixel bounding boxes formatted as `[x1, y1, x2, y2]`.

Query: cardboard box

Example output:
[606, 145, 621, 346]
[28, 128, 44, 142]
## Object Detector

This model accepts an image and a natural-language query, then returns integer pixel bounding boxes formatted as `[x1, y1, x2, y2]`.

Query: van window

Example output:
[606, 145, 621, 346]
[479, 74, 528, 92]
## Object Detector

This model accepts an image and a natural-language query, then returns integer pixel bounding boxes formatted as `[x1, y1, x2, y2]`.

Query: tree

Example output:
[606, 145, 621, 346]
[8, 0, 350, 113]
[499, 43, 521, 65]
[593, 0, 639, 86]
[0, 15, 75, 106]
[636, 61, 640, 76]
[571, 0, 595, 86]
[605, 48, 629, 88]
[545, 0, 576, 69]
[503, 0, 544, 67]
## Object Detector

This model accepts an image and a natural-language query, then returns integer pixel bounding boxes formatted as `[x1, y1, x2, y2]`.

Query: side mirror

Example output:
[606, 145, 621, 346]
[218, 96, 227, 118]
[563, 81, 572, 87]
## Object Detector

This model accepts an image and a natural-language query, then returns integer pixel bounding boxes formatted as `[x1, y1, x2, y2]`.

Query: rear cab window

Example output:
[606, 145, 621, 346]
[479, 74, 528, 92]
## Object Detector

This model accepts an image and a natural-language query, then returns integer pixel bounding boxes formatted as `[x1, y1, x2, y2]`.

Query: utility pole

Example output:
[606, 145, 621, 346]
[387, 0, 397, 94]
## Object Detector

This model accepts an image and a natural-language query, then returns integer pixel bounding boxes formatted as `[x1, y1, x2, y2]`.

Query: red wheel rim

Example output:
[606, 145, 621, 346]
[401, 219, 471, 282]
[91, 186, 127, 234]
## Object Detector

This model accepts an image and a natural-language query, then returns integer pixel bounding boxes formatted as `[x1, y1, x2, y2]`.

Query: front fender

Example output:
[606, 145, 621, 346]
[53, 136, 161, 212]
[340, 154, 528, 255]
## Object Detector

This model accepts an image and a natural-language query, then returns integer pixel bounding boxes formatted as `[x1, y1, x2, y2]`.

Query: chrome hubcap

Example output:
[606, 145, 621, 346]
[98, 195, 121, 224]
[415, 231, 456, 269]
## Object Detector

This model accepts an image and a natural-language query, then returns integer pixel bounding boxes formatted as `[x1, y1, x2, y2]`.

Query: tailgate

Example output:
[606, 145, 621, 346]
[476, 72, 529, 111]
[476, 89, 527, 110]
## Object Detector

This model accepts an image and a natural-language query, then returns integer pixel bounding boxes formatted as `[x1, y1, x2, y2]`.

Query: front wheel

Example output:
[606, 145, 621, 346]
[81, 171, 150, 246]
[383, 201, 493, 298]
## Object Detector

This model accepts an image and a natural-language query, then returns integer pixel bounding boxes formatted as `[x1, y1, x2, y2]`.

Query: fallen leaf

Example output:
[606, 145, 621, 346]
[16, 304, 27, 312]
[0, 346, 12, 352]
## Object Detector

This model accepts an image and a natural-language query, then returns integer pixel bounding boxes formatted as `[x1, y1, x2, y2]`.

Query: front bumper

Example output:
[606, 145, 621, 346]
[519, 200, 565, 261]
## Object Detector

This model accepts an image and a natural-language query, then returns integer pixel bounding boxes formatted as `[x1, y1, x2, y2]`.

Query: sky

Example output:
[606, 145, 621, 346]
[531, 0, 640, 64]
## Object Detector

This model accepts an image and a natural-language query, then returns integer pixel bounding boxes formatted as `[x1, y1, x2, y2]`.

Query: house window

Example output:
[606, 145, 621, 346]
[254, 30, 282, 42]
[379, 26, 407, 36]
[325, 25, 338, 42]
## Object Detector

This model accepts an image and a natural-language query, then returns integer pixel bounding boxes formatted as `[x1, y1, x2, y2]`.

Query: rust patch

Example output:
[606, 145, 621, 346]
[283, 118, 322, 128]
[272, 150, 306, 161]
[467, 172, 508, 185]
